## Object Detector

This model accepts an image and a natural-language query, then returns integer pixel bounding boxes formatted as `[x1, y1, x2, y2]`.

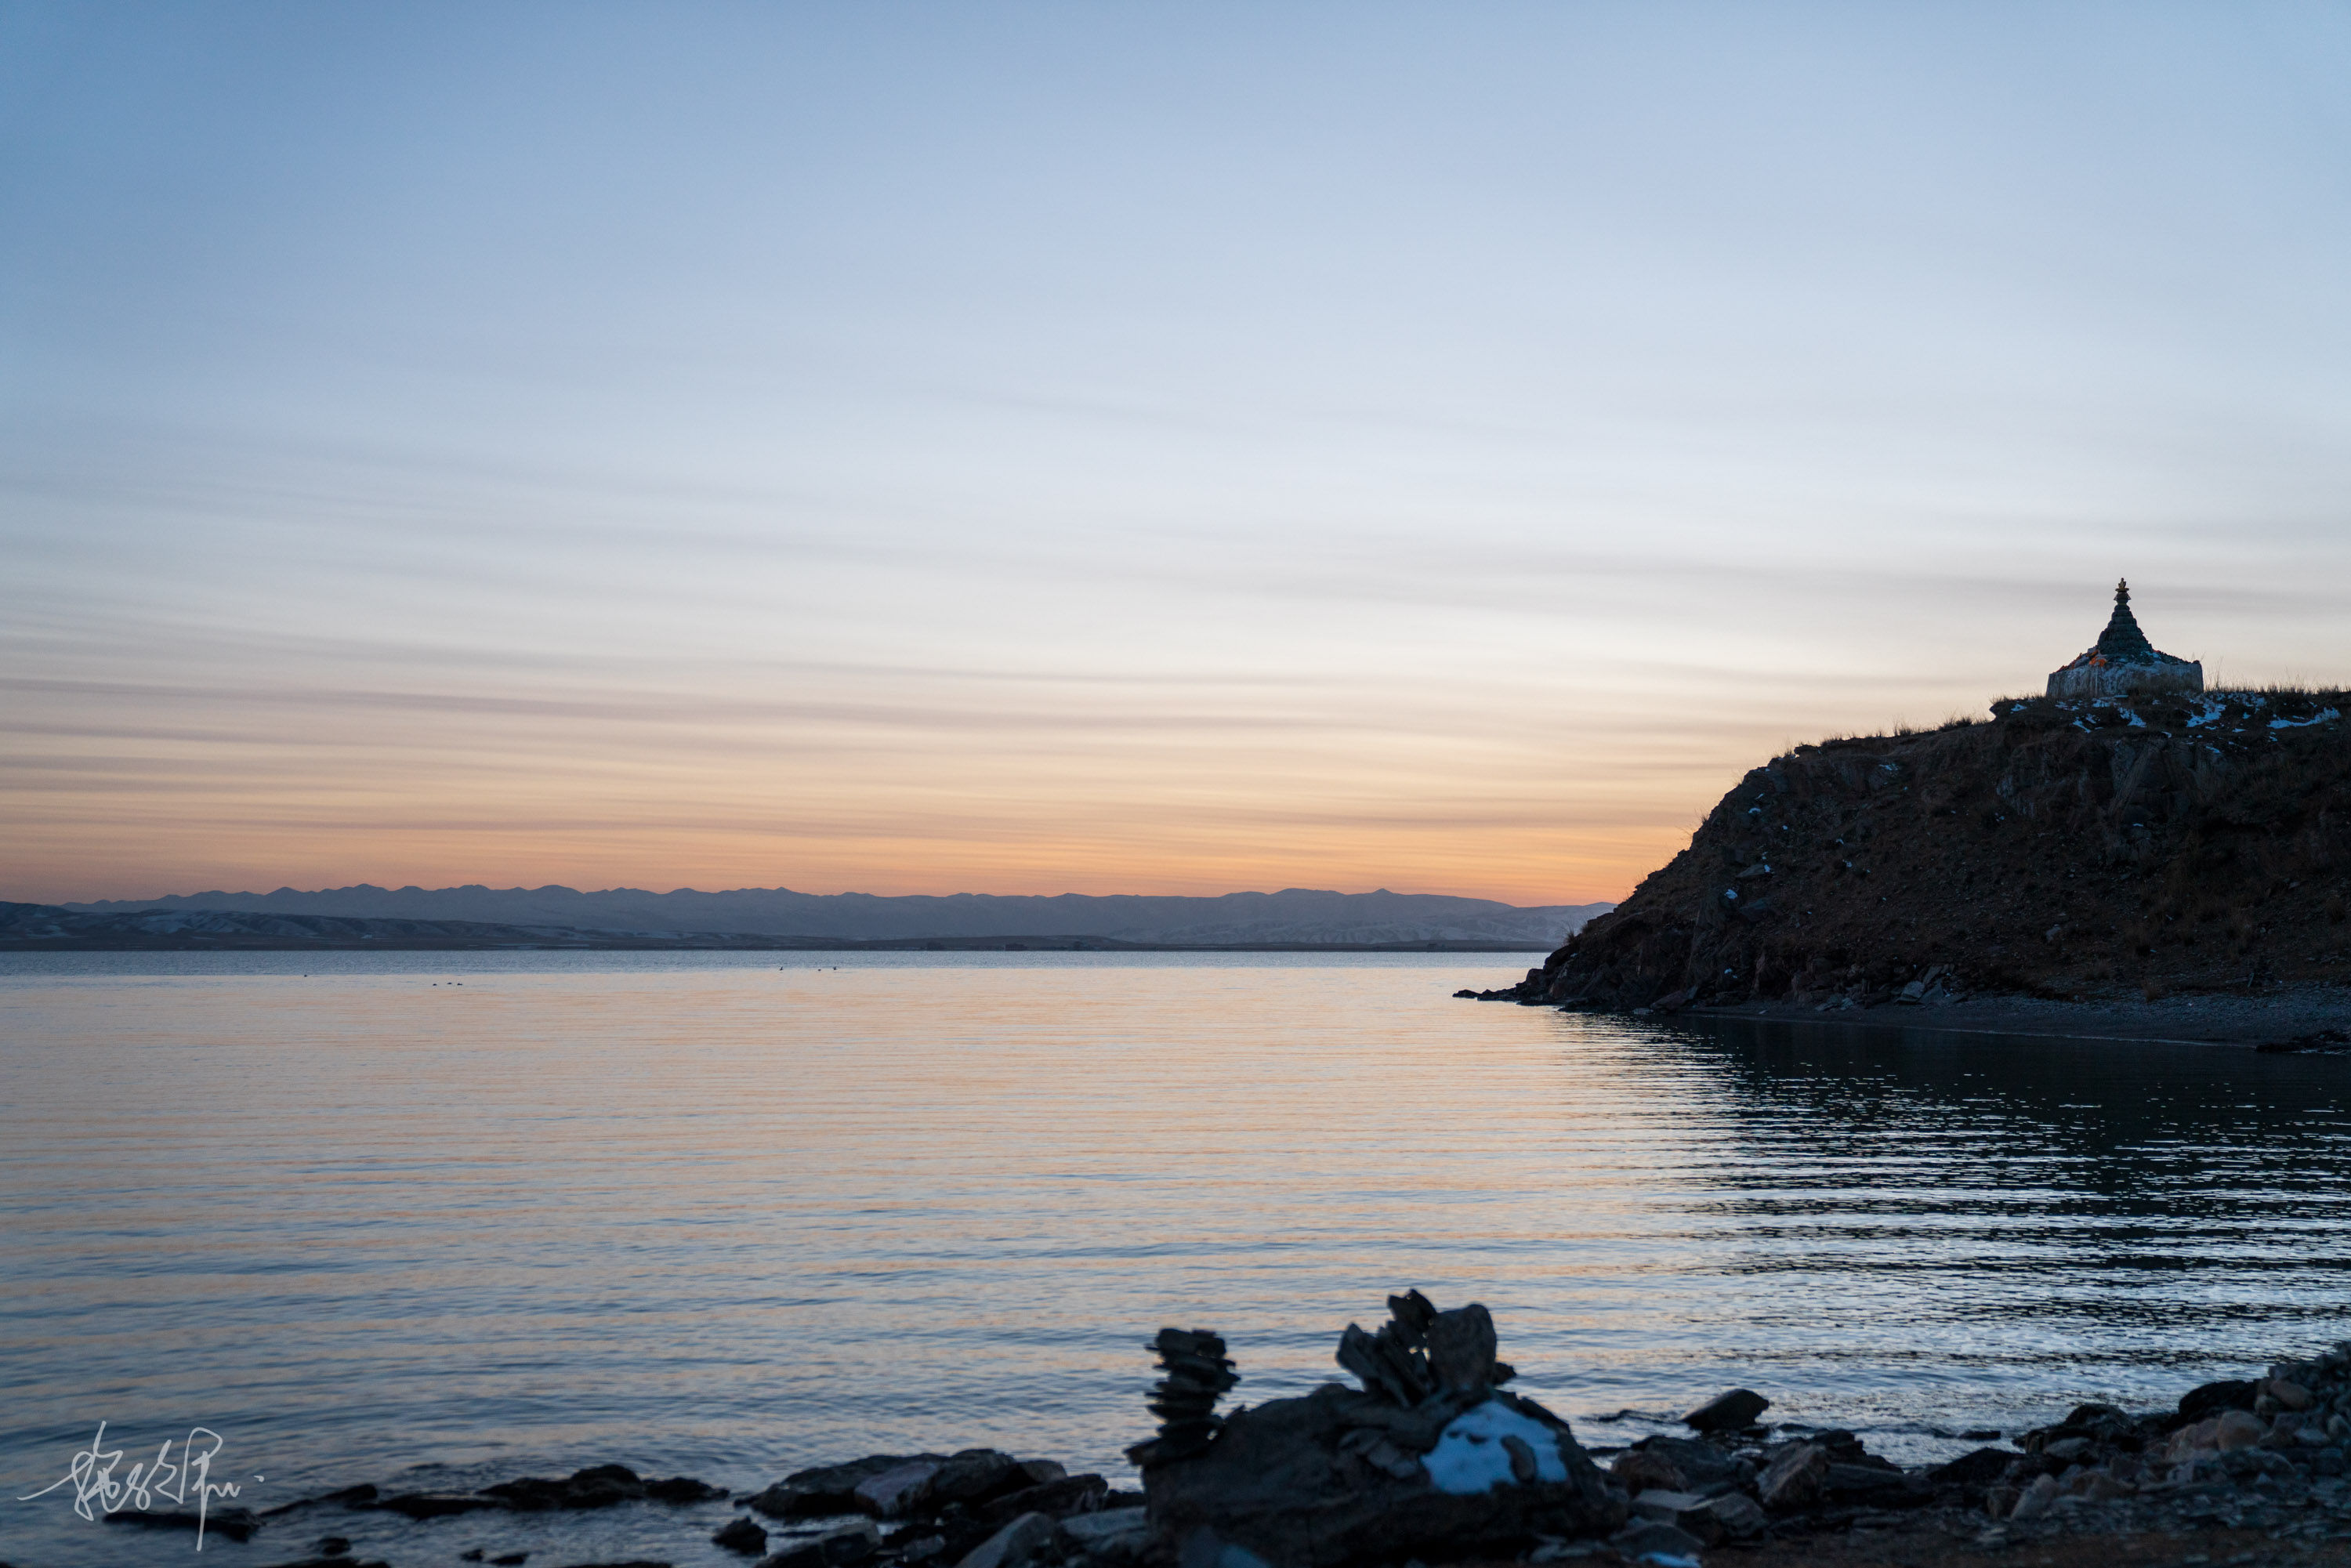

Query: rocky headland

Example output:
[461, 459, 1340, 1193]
[1473, 689, 2351, 1027]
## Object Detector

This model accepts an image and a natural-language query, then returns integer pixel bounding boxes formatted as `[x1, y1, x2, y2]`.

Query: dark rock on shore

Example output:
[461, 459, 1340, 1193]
[1621, 1433, 1752, 1494]
[375, 1490, 505, 1519]
[954, 1512, 1055, 1568]
[240, 1461, 731, 1558]
[723, 1443, 1117, 1568]
[759, 1520, 882, 1568]
[1683, 1387, 1770, 1432]
[364, 1463, 728, 1519]
[984, 1473, 1108, 1523]
[265, 1483, 376, 1514]
[1756, 1441, 1831, 1510]
[715, 1515, 770, 1554]
[2179, 1378, 2261, 1421]
[1056, 1506, 1150, 1559]
[1135, 1291, 1623, 1567]
[1626, 1483, 1765, 1545]
[103, 1505, 259, 1541]
[750, 1456, 950, 1519]
[918, 1450, 1033, 1512]
[1928, 1446, 2022, 1487]
[647, 1475, 730, 1503]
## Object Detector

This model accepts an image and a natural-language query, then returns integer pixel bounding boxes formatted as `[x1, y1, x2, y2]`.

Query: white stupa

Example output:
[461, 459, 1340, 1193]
[2045, 579, 2203, 699]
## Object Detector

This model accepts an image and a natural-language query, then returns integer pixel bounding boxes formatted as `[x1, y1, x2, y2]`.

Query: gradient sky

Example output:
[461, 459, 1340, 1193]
[8, 2, 2351, 906]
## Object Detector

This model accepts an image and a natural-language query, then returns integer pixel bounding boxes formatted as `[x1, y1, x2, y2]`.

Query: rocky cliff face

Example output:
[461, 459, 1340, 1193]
[1508, 690, 2351, 1009]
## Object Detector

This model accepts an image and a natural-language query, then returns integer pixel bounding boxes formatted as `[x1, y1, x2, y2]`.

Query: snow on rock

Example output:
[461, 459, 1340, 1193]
[1425, 1400, 1572, 1494]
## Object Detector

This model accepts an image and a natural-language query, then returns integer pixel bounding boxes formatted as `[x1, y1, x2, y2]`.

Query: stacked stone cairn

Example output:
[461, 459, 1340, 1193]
[1335, 1290, 1516, 1403]
[1135, 1291, 1625, 1568]
[1125, 1328, 1242, 1469]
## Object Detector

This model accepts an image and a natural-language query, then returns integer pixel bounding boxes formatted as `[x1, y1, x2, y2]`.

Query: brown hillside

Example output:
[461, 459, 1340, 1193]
[1504, 690, 2351, 1010]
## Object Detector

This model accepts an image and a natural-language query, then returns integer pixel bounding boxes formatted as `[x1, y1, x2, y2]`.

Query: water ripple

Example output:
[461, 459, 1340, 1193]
[4, 951, 2350, 1565]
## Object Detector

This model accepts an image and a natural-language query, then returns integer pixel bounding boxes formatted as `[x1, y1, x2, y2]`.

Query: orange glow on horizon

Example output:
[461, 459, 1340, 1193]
[2, 653, 2012, 907]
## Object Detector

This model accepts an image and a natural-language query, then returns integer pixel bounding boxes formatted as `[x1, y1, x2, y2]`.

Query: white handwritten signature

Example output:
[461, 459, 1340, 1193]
[18, 1422, 262, 1550]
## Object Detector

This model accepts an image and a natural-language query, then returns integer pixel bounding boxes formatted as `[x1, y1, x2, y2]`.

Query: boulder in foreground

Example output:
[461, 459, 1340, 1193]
[1683, 1387, 1770, 1432]
[1132, 1291, 1625, 1567]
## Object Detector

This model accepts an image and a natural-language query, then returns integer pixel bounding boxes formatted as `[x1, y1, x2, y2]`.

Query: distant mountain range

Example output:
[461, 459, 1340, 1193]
[56, 885, 1611, 948]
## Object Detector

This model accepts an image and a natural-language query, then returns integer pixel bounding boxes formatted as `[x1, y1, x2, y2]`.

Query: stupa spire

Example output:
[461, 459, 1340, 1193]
[2094, 578, 2154, 661]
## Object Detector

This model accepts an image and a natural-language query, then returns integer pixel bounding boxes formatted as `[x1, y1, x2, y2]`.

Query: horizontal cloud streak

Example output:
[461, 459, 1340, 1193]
[5, 4, 2351, 901]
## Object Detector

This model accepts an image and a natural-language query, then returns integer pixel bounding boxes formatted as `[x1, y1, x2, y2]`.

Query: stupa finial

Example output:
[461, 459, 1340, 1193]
[2116, 576, 2129, 603]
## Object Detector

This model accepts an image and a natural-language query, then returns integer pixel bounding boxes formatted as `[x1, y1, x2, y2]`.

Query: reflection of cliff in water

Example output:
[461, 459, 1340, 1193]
[1635, 1016, 2351, 1355]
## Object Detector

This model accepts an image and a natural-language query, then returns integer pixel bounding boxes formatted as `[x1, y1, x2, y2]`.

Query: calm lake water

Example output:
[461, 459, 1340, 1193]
[6, 951, 2351, 1565]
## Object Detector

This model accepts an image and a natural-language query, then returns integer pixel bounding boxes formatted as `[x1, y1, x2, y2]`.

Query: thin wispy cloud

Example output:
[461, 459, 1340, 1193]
[5, 3, 2349, 904]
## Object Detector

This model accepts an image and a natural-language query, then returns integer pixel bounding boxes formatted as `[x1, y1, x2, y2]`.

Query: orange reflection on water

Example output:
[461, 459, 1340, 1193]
[6, 948, 2351, 1567]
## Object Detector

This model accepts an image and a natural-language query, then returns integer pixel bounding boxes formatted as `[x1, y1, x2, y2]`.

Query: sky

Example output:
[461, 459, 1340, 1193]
[7, 2, 2351, 907]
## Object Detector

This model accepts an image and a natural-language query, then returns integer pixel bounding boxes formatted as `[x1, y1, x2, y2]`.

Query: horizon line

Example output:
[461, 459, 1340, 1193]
[38, 882, 1620, 908]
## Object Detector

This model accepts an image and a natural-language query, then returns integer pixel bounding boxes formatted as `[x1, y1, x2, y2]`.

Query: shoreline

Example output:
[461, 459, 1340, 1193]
[0, 936, 1553, 954]
[1676, 984, 2351, 1050]
[118, 1338, 2351, 1568]
[1482, 981, 2351, 1051]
